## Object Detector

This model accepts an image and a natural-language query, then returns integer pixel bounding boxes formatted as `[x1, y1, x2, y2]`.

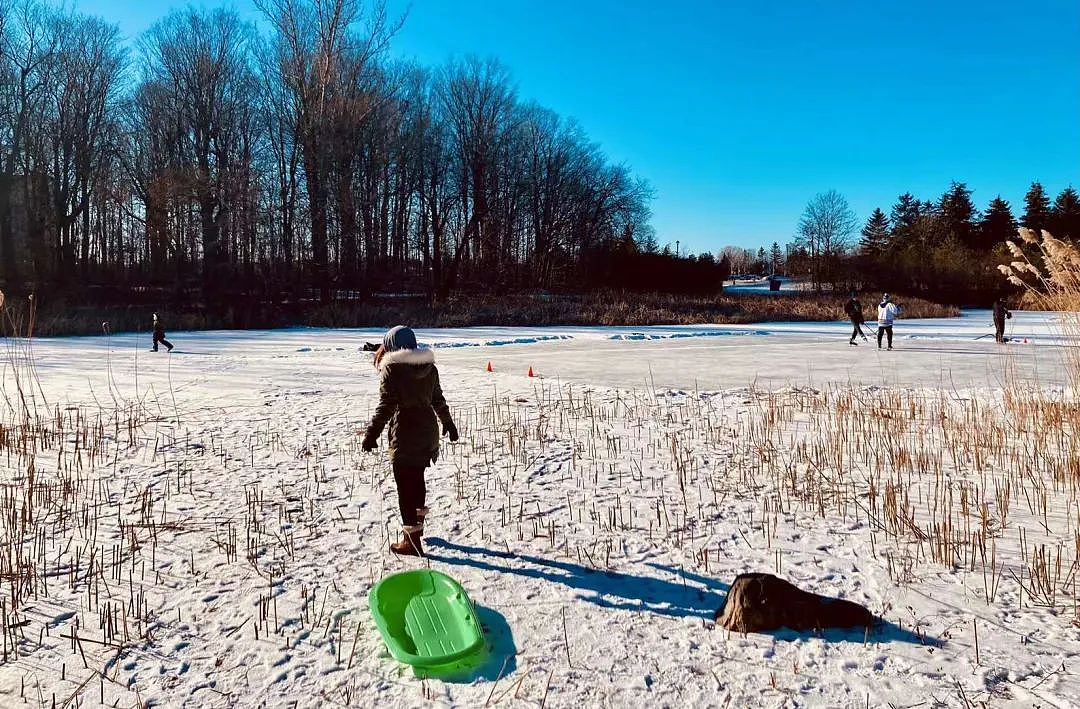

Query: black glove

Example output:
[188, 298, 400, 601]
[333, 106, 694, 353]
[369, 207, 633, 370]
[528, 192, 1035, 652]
[361, 435, 378, 452]
[444, 422, 459, 442]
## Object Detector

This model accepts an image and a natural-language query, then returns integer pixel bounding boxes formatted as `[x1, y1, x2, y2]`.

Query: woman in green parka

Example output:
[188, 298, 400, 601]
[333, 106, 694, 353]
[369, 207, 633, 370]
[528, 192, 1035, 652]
[362, 326, 458, 556]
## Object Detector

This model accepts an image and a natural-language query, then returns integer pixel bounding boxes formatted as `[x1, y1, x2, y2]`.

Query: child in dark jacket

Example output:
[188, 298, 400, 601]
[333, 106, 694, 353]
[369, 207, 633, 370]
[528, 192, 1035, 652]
[843, 292, 867, 345]
[152, 313, 174, 352]
[362, 326, 458, 556]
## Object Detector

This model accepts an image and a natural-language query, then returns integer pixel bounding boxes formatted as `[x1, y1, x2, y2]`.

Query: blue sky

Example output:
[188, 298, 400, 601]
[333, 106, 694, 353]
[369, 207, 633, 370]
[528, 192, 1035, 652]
[81, 1, 1080, 252]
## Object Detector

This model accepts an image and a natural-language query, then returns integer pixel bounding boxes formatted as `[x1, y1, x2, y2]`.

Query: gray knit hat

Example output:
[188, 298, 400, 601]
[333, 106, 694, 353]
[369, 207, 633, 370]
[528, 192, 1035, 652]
[382, 325, 417, 353]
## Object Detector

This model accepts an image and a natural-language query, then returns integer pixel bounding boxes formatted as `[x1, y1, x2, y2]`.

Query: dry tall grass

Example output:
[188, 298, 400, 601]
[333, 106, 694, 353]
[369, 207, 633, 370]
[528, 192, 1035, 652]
[0, 291, 46, 423]
[6, 291, 959, 337]
[999, 228, 1080, 389]
[999, 228, 1080, 311]
[308, 291, 957, 330]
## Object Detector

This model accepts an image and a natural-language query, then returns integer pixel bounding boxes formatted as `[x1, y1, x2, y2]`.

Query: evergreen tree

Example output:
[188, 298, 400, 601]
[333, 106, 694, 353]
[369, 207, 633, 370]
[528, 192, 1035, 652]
[769, 241, 782, 274]
[889, 193, 921, 235]
[1051, 186, 1080, 240]
[1022, 181, 1052, 232]
[978, 196, 1017, 250]
[858, 208, 890, 256]
[938, 181, 976, 247]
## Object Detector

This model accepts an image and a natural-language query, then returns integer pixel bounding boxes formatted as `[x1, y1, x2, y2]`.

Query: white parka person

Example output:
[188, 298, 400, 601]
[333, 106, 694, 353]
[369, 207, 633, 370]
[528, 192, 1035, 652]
[876, 294, 901, 350]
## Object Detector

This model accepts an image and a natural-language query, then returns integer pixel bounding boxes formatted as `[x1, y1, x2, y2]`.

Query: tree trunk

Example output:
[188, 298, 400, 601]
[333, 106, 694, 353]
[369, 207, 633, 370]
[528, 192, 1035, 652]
[0, 176, 18, 286]
[306, 164, 330, 304]
[80, 181, 91, 282]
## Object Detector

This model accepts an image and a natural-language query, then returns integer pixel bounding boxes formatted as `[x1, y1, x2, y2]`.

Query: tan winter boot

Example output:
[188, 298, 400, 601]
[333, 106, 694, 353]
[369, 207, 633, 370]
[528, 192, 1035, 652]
[390, 524, 424, 556]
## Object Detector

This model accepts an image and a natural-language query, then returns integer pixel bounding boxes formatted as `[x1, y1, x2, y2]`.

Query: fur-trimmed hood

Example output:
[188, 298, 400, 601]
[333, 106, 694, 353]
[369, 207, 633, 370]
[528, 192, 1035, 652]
[378, 345, 435, 372]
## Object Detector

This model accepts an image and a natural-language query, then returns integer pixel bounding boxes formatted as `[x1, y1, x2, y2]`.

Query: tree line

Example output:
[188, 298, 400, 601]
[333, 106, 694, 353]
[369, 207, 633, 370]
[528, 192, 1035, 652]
[1, 0, 727, 310]
[773, 181, 1079, 302]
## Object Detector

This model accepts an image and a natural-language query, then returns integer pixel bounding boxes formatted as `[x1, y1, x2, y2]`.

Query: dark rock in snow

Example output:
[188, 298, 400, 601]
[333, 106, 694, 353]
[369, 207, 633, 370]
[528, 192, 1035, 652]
[715, 573, 874, 633]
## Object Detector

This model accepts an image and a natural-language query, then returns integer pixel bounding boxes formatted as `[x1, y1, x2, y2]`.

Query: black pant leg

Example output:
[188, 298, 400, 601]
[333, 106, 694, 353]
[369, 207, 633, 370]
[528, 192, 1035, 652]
[161, 338, 173, 350]
[994, 320, 1004, 342]
[877, 327, 884, 347]
[886, 326, 893, 347]
[391, 461, 427, 526]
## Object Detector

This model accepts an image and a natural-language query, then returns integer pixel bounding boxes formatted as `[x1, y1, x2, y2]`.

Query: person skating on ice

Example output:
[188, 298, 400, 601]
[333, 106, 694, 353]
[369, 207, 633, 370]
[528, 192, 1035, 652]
[844, 291, 868, 345]
[151, 313, 174, 352]
[876, 294, 901, 350]
[361, 325, 458, 557]
[993, 298, 1012, 343]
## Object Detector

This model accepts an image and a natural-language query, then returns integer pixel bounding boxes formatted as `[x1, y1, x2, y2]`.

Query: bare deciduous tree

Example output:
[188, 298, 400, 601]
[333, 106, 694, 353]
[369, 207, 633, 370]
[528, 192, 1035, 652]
[45, 12, 123, 278]
[141, 7, 255, 300]
[0, 0, 63, 283]
[435, 56, 517, 293]
[255, 0, 400, 302]
[0, 0, 657, 311]
[797, 189, 857, 290]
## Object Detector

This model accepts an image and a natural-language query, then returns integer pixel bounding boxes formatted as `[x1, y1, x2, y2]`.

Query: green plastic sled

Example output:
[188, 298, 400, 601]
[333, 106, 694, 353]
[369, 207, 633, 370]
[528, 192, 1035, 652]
[368, 569, 485, 669]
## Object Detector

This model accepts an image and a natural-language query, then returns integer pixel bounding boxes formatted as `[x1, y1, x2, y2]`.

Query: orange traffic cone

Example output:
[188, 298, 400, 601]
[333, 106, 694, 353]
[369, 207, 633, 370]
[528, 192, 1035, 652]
[1023, 338, 1028, 344]
[527, 366, 535, 378]
[486, 362, 493, 373]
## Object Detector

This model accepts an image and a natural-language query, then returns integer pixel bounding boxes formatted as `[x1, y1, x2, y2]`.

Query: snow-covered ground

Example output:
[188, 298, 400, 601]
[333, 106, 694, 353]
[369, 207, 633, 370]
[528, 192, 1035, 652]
[1, 309, 1078, 707]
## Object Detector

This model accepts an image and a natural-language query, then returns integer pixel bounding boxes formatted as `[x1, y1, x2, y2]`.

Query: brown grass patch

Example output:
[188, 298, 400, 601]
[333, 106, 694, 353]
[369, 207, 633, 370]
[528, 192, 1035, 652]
[4, 291, 958, 337]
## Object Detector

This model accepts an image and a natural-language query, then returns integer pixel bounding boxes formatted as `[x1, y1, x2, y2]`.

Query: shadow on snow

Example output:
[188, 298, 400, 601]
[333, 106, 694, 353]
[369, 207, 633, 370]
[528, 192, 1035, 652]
[758, 620, 941, 647]
[425, 538, 939, 647]
[425, 537, 727, 620]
